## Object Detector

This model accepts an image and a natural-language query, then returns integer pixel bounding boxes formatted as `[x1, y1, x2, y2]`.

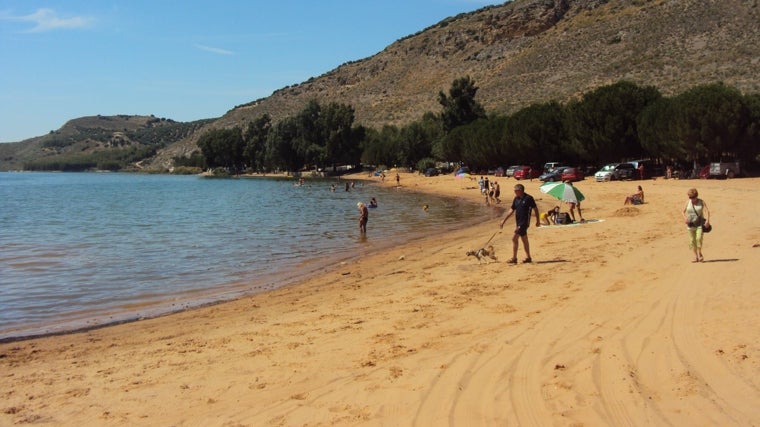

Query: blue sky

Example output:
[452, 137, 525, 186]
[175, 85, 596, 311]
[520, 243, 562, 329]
[0, 1, 502, 142]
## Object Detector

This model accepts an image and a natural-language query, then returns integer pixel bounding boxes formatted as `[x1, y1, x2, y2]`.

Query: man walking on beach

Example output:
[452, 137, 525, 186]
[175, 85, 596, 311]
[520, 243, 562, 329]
[499, 183, 540, 264]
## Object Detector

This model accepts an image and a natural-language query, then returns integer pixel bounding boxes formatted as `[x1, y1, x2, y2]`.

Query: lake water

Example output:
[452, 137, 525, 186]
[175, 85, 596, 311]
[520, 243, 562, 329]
[0, 172, 489, 340]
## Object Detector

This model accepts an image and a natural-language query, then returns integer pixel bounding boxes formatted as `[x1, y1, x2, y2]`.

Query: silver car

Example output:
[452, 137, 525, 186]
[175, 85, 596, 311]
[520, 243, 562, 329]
[594, 163, 618, 182]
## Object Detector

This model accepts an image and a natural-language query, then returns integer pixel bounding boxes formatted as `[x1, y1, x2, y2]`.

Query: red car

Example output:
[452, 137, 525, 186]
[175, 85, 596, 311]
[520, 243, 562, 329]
[560, 167, 585, 182]
[513, 166, 540, 180]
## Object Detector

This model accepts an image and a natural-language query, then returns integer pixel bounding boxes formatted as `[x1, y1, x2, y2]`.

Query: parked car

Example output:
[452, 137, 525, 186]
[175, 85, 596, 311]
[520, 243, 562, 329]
[700, 164, 711, 179]
[505, 165, 521, 177]
[513, 166, 540, 180]
[612, 163, 636, 180]
[709, 160, 741, 178]
[539, 167, 568, 182]
[494, 166, 506, 177]
[561, 167, 585, 182]
[581, 165, 598, 176]
[424, 168, 440, 177]
[543, 162, 561, 173]
[594, 163, 619, 182]
[628, 159, 654, 179]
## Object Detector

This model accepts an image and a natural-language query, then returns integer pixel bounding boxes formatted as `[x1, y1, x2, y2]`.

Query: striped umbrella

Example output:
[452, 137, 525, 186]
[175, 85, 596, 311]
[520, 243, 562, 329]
[539, 181, 585, 203]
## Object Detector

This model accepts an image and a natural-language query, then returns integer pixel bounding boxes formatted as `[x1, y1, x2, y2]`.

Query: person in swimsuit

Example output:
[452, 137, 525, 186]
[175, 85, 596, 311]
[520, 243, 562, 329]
[625, 186, 644, 205]
[357, 202, 369, 234]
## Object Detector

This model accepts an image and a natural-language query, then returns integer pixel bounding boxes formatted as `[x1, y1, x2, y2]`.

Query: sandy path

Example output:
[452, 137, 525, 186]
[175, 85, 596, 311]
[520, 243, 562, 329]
[1, 172, 758, 426]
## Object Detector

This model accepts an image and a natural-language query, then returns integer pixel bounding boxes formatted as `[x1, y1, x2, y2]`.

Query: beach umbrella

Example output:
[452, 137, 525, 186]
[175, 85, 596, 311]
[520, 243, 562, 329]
[539, 181, 585, 203]
[455, 172, 471, 178]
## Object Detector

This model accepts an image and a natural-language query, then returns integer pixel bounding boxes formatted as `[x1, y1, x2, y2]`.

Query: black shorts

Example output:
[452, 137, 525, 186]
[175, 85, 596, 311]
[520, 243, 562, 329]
[515, 224, 528, 236]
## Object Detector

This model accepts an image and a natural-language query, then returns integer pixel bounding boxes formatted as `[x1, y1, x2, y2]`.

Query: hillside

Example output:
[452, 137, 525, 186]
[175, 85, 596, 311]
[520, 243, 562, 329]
[147, 0, 760, 169]
[3, 0, 759, 171]
[0, 115, 213, 171]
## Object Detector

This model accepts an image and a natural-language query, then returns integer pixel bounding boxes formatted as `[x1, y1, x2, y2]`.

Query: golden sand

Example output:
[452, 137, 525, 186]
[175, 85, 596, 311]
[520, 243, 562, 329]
[2, 172, 758, 426]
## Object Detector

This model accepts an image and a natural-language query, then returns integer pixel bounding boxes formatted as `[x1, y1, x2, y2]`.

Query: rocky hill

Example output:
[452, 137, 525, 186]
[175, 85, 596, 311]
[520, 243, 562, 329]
[3, 0, 759, 171]
[0, 115, 213, 171]
[148, 0, 759, 169]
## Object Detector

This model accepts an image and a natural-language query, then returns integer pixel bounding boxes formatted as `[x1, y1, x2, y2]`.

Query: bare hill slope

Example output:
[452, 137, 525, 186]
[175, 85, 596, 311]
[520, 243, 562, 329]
[150, 0, 759, 168]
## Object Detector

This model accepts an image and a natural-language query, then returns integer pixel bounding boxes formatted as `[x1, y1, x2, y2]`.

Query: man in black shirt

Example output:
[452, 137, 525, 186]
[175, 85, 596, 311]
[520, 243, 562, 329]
[499, 183, 541, 263]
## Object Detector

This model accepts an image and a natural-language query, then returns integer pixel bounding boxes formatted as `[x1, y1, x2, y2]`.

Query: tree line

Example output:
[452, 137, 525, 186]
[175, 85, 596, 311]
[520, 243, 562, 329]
[192, 77, 760, 175]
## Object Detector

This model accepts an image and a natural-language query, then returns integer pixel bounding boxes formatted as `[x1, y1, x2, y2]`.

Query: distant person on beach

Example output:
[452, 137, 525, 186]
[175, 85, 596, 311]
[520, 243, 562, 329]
[345, 182, 350, 192]
[499, 183, 540, 264]
[682, 188, 710, 262]
[395, 172, 400, 186]
[369, 197, 378, 208]
[357, 202, 369, 234]
[625, 186, 644, 205]
[493, 181, 501, 204]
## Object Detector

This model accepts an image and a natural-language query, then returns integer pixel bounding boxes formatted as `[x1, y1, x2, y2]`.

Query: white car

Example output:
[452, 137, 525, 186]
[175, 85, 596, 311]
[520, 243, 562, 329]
[595, 163, 618, 182]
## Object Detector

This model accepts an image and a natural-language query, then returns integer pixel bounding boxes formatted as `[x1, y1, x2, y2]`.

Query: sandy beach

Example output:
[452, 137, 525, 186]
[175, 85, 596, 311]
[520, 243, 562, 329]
[2, 172, 759, 426]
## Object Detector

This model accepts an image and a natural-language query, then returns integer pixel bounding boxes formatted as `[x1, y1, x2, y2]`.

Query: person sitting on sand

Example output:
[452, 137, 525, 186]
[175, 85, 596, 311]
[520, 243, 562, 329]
[625, 185, 644, 205]
[540, 206, 560, 225]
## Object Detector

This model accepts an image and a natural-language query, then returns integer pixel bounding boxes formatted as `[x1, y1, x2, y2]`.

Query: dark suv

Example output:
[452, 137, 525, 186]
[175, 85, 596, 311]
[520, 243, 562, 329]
[612, 163, 636, 180]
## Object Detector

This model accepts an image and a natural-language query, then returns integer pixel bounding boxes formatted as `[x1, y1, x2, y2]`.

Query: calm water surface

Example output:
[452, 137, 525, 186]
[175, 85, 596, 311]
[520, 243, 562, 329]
[0, 172, 489, 340]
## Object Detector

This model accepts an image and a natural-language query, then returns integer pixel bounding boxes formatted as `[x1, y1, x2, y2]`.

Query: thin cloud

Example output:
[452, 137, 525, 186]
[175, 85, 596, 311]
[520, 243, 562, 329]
[2, 8, 94, 33]
[195, 44, 235, 55]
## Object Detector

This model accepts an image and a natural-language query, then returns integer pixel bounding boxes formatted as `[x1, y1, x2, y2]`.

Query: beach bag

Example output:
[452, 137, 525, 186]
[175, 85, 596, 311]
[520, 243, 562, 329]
[702, 222, 712, 233]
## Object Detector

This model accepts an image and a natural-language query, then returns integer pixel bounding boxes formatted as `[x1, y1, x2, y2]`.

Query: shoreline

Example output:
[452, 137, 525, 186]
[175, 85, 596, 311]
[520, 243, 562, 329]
[2, 172, 758, 426]
[0, 172, 489, 343]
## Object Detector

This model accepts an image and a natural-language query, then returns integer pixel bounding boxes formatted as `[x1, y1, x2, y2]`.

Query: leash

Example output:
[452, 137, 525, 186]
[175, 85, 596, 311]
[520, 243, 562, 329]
[482, 231, 500, 247]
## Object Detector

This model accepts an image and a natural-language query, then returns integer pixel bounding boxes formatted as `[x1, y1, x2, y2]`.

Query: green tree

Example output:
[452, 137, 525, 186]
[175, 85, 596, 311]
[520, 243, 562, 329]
[504, 102, 567, 165]
[396, 112, 441, 168]
[292, 100, 324, 169]
[319, 102, 360, 171]
[243, 114, 272, 172]
[564, 81, 661, 164]
[451, 116, 508, 170]
[361, 125, 398, 167]
[744, 93, 760, 160]
[197, 127, 245, 171]
[438, 76, 486, 132]
[265, 118, 304, 172]
[638, 97, 684, 160]
[669, 83, 751, 161]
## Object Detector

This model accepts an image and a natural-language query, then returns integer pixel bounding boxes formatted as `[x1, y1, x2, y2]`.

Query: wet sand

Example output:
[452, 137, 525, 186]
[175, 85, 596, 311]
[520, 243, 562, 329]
[1, 172, 758, 426]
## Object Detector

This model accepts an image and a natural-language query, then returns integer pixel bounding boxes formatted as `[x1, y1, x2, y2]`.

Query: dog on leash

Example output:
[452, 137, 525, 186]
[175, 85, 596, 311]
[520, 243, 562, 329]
[466, 245, 497, 263]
